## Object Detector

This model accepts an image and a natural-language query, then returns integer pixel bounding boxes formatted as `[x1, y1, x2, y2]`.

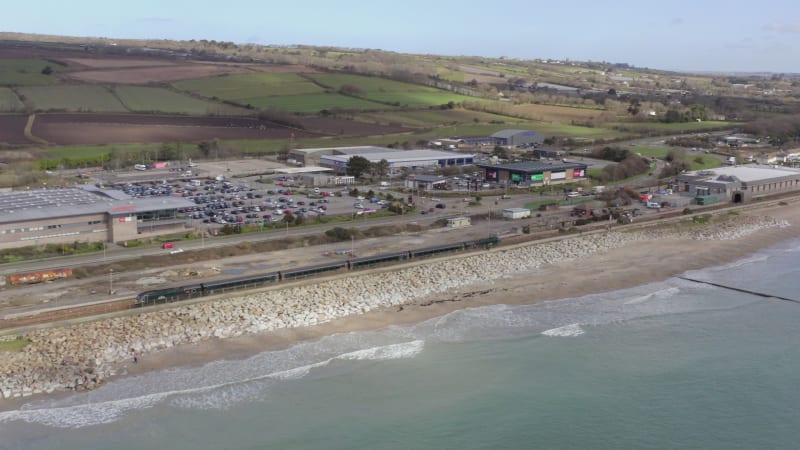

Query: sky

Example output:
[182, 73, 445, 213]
[3, 0, 800, 73]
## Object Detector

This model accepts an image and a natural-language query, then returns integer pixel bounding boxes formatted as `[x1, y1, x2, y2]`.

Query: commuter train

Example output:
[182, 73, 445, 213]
[135, 236, 499, 306]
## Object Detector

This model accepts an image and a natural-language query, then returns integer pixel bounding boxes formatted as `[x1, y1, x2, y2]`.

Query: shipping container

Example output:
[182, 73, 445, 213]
[8, 269, 73, 285]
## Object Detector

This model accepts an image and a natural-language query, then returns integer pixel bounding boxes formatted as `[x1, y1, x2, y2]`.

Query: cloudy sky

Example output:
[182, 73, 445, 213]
[3, 0, 800, 72]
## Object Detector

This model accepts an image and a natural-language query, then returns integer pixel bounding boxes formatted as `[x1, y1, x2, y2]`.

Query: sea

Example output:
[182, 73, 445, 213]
[2, 237, 800, 450]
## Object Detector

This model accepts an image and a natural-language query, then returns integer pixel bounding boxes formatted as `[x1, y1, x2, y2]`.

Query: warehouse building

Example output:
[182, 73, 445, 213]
[0, 185, 195, 250]
[674, 165, 800, 203]
[476, 161, 588, 186]
[319, 147, 475, 176]
[489, 129, 545, 147]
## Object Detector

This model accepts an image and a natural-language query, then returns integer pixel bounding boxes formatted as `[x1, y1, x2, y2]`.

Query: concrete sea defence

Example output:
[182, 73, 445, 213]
[0, 215, 789, 400]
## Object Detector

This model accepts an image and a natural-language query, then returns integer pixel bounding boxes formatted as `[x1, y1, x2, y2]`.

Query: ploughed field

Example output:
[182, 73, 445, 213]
[26, 114, 411, 145]
[0, 115, 30, 144]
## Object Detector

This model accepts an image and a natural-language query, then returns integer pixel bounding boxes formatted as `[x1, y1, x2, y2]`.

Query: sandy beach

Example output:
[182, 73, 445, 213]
[1, 202, 799, 408]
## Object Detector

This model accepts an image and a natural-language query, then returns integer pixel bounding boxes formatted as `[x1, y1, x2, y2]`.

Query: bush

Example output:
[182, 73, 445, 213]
[325, 227, 357, 241]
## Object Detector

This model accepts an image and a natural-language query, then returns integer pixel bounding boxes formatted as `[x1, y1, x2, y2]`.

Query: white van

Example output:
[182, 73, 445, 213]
[134, 164, 147, 171]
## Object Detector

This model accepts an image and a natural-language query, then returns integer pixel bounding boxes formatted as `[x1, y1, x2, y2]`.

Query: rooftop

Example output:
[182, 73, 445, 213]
[321, 149, 474, 164]
[0, 186, 195, 225]
[687, 165, 800, 183]
[476, 161, 587, 173]
[491, 129, 543, 139]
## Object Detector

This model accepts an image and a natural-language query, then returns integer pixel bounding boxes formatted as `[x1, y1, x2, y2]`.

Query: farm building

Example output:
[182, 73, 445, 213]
[476, 161, 588, 186]
[674, 165, 800, 203]
[404, 175, 448, 191]
[0, 185, 195, 250]
[318, 147, 475, 176]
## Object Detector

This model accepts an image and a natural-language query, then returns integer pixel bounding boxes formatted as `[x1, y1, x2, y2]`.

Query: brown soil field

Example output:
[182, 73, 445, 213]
[32, 114, 311, 145]
[63, 63, 258, 84]
[29, 114, 412, 145]
[61, 58, 178, 69]
[0, 115, 32, 145]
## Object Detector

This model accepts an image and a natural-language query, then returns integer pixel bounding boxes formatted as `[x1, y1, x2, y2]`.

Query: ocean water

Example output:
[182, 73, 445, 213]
[3, 238, 800, 449]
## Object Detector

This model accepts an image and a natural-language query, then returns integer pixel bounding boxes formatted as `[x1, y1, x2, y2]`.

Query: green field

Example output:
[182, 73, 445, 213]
[113, 86, 250, 115]
[354, 109, 524, 128]
[609, 120, 733, 133]
[18, 85, 127, 112]
[629, 146, 670, 158]
[242, 92, 387, 112]
[174, 73, 324, 105]
[308, 73, 481, 107]
[0, 60, 62, 86]
[0, 87, 23, 112]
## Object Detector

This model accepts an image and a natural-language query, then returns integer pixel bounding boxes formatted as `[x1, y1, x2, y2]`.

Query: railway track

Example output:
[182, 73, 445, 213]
[0, 298, 134, 331]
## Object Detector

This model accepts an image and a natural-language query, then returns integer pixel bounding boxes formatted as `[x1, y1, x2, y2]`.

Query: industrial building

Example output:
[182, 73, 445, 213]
[489, 129, 545, 147]
[404, 175, 448, 191]
[0, 185, 195, 250]
[674, 165, 800, 203]
[476, 161, 588, 186]
[317, 147, 475, 176]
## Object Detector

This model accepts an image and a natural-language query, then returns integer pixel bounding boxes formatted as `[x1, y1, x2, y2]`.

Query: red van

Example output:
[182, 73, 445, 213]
[161, 242, 174, 249]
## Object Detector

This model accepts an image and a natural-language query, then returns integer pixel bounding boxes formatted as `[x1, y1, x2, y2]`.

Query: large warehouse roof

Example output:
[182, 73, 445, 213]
[476, 161, 586, 173]
[686, 165, 800, 183]
[0, 186, 194, 224]
[322, 149, 474, 164]
[491, 129, 542, 139]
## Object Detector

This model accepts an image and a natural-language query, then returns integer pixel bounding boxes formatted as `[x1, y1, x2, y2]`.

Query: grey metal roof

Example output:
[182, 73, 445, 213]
[687, 165, 800, 183]
[410, 175, 447, 183]
[490, 129, 542, 139]
[321, 150, 474, 164]
[476, 161, 586, 173]
[0, 187, 195, 225]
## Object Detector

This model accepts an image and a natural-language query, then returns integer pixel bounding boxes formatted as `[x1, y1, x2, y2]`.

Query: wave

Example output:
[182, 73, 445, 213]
[541, 323, 585, 337]
[0, 340, 425, 428]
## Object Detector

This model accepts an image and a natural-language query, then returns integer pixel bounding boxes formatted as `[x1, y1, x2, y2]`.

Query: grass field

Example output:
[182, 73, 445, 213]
[18, 85, 127, 112]
[353, 109, 524, 128]
[608, 120, 733, 133]
[0, 60, 62, 86]
[0, 87, 23, 112]
[628, 146, 671, 158]
[113, 86, 250, 115]
[174, 73, 325, 104]
[308, 73, 480, 107]
[510, 103, 613, 124]
[242, 92, 388, 112]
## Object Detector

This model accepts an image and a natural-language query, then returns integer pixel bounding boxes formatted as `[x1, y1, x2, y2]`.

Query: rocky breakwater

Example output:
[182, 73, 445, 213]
[0, 215, 789, 400]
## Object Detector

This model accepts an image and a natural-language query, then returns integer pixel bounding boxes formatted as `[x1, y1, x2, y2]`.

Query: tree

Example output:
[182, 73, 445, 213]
[197, 141, 211, 158]
[607, 88, 617, 96]
[372, 159, 390, 177]
[41, 66, 53, 75]
[491, 146, 510, 159]
[627, 98, 642, 116]
[347, 156, 372, 178]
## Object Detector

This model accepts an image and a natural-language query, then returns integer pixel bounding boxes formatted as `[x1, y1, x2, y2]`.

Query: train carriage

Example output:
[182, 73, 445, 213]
[280, 261, 348, 281]
[349, 251, 411, 270]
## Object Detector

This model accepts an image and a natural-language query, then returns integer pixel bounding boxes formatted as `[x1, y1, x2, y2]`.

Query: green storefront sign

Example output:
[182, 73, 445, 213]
[530, 174, 544, 182]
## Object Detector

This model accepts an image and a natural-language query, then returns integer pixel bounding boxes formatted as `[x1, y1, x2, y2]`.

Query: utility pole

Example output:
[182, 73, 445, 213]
[109, 269, 114, 295]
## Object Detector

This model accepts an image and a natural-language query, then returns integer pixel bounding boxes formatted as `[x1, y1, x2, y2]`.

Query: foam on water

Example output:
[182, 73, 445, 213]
[541, 323, 585, 337]
[0, 340, 425, 428]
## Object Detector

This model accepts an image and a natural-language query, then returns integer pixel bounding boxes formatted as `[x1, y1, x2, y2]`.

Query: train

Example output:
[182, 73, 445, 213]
[135, 236, 499, 306]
